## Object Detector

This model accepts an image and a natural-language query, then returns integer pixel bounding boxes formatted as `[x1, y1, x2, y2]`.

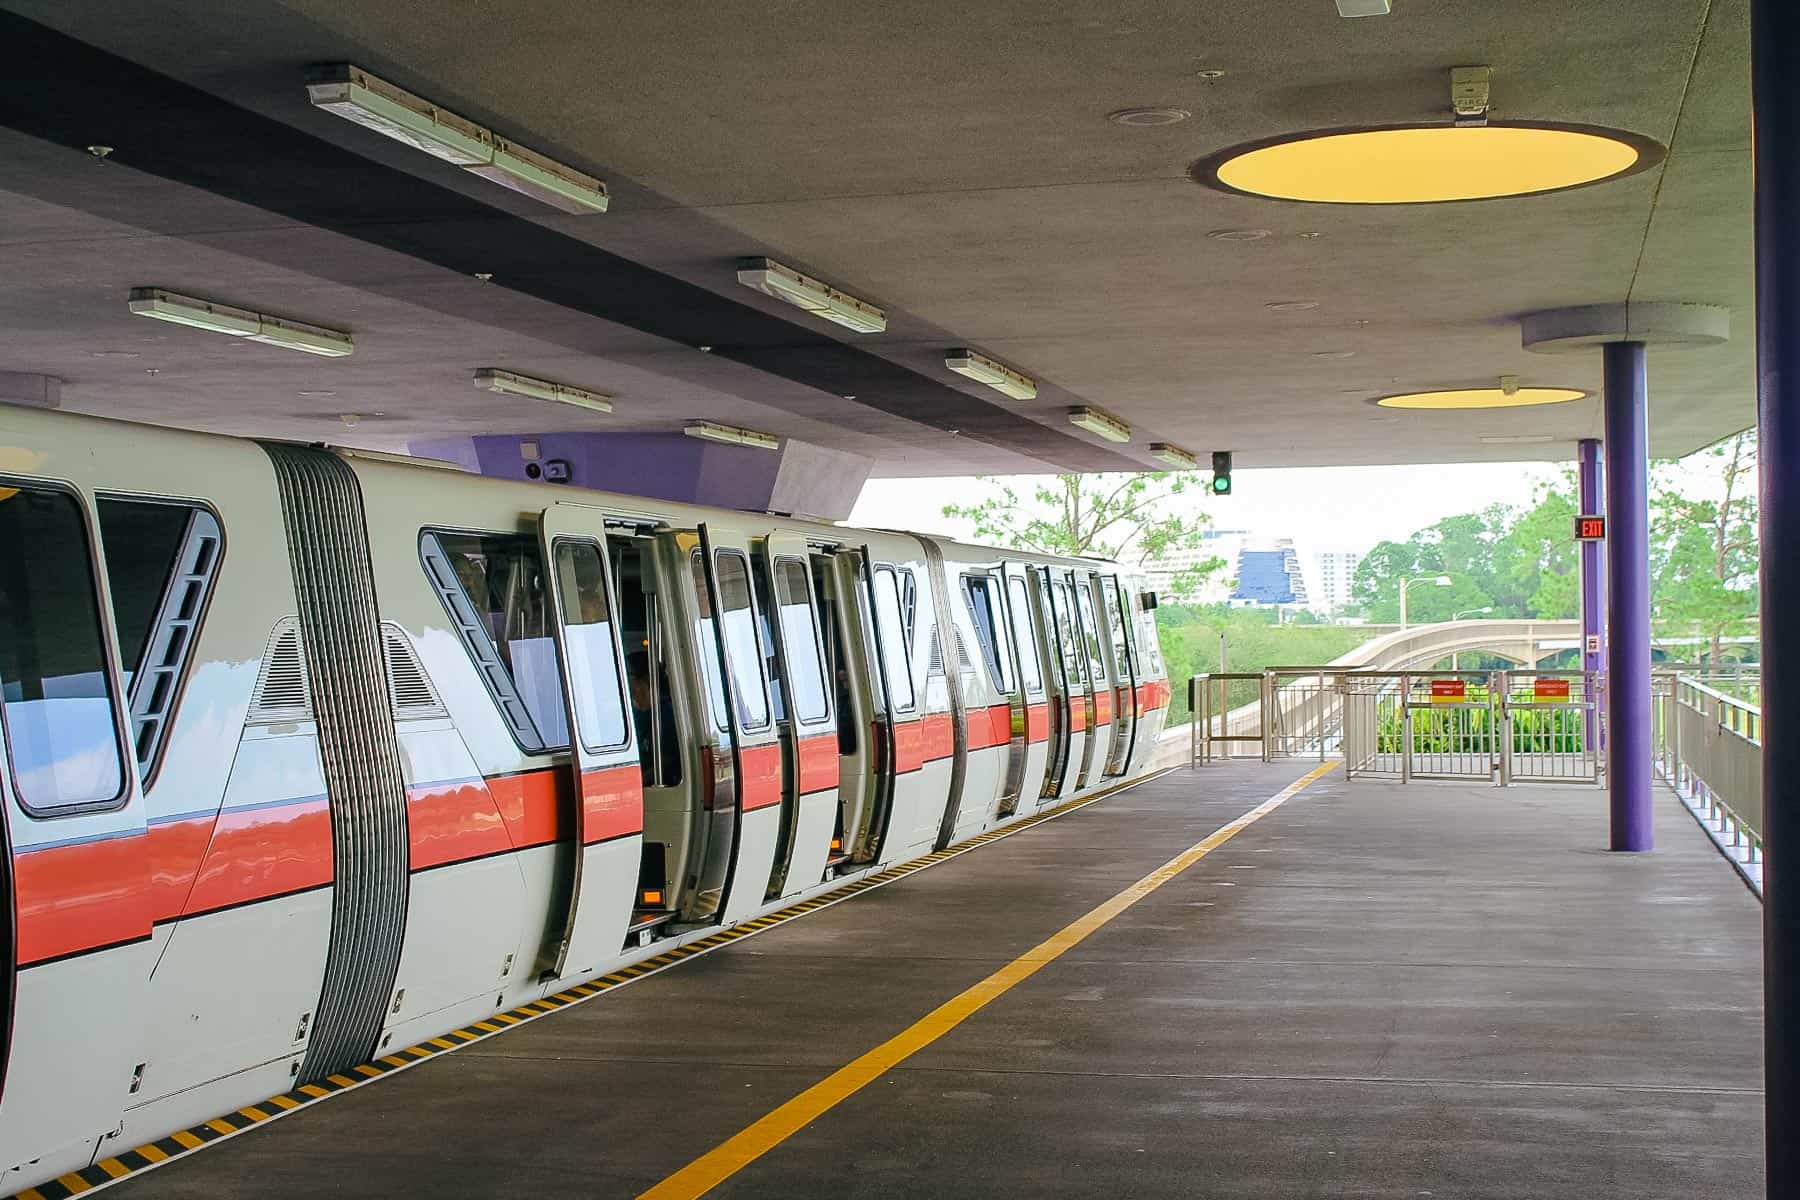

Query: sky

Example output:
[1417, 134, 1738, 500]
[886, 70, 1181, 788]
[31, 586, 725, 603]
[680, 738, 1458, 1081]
[850, 461, 1568, 556]
[847, 450, 1749, 561]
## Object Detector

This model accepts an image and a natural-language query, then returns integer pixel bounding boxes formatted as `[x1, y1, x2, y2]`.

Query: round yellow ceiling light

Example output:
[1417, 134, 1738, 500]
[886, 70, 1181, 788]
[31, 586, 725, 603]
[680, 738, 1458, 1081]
[1193, 123, 1661, 205]
[1376, 386, 1588, 410]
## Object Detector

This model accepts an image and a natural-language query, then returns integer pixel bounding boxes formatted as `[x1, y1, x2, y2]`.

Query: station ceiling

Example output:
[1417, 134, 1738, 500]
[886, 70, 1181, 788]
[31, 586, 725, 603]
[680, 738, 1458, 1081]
[0, 0, 1751, 475]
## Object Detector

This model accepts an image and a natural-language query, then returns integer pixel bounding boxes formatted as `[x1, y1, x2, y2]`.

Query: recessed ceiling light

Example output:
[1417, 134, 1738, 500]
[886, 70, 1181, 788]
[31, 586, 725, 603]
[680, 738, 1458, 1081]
[1192, 122, 1662, 205]
[1378, 386, 1587, 410]
[1266, 300, 1320, 313]
[1297, 231, 1323, 239]
[90, 350, 141, 359]
[1480, 434, 1558, 445]
[87, 144, 115, 160]
[298, 390, 339, 398]
[1312, 350, 1356, 360]
[1209, 228, 1271, 242]
[1108, 107, 1191, 126]
[1195, 68, 1227, 80]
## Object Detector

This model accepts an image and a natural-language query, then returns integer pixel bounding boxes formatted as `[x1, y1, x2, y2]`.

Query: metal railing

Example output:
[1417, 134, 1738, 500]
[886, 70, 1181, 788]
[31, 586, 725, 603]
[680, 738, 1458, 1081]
[1192, 667, 1603, 787]
[1655, 672, 1762, 858]
[1189, 673, 1272, 765]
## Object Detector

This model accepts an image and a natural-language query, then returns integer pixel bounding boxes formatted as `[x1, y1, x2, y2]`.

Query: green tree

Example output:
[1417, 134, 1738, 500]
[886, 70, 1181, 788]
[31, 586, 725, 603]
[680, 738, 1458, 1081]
[1351, 474, 1582, 622]
[943, 473, 1225, 594]
[1651, 430, 1758, 667]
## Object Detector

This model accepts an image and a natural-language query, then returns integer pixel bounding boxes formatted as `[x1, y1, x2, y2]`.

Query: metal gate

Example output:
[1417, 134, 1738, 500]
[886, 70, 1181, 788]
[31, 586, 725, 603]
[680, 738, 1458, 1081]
[1264, 669, 1345, 761]
[1402, 671, 1498, 782]
[1342, 672, 1406, 781]
[1499, 670, 1602, 784]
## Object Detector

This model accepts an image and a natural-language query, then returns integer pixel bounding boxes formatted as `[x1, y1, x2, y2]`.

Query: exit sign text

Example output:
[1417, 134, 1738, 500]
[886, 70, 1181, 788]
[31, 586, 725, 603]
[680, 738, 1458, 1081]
[1574, 515, 1606, 541]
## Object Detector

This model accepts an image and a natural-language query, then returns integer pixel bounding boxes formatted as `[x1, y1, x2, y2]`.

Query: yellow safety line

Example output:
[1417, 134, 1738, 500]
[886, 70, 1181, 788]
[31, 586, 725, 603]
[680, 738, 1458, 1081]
[637, 761, 1338, 1200]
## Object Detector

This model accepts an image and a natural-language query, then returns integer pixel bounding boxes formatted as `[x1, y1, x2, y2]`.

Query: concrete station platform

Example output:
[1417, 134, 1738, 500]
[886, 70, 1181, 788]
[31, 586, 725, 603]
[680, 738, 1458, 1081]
[105, 761, 1763, 1199]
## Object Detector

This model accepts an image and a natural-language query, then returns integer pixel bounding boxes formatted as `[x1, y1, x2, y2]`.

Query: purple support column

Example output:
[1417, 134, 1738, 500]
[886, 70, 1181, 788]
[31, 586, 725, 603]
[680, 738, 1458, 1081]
[1603, 342, 1652, 852]
[1755, 0, 1800, 1190]
[1578, 438, 1605, 749]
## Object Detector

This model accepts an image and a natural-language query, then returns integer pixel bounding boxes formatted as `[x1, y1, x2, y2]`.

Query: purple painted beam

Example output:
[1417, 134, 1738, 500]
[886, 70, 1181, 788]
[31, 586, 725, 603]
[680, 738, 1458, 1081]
[1754, 0, 1800, 1191]
[1603, 342, 1652, 852]
[1578, 437, 1605, 749]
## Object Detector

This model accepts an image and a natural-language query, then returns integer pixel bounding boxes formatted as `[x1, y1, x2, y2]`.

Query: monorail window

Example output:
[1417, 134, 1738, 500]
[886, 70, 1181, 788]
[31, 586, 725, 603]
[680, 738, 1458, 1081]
[962, 574, 1012, 695]
[774, 558, 829, 726]
[1005, 575, 1043, 696]
[900, 569, 918, 654]
[689, 553, 733, 735]
[872, 566, 916, 713]
[1131, 585, 1164, 676]
[1051, 580, 1084, 689]
[1106, 577, 1135, 682]
[1074, 581, 1108, 687]
[713, 551, 771, 731]
[420, 530, 568, 752]
[550, 540, 630, 752]
[97, 498, 223, 780]
[0, 484, 126, 813]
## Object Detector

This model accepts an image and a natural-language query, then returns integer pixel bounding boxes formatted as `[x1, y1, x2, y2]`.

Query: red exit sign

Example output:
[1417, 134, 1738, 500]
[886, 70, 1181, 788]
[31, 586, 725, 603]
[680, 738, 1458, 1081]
[1574, 515, 1606, 541]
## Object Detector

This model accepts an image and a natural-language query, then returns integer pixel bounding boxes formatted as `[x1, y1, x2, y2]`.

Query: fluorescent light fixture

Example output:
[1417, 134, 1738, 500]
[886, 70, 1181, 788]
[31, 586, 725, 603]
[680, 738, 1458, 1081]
[307, 64, 607, 214]
[735, 258, 886, 334]
[1067, 406, 1131, 444]
[466, 137, 609, 215]
[1336, 0, 1392, 15]
[1148, 442, 1197, 470]
[305, 65, 492, 165]
[684, 421, 780, 451]
[474, 368, 614, 414]
[945, 349, 1037, 400]
[128, 288, 354, 357]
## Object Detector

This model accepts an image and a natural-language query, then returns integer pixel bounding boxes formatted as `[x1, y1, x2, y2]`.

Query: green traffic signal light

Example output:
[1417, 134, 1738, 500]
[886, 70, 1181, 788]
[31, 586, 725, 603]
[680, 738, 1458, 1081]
[1211, 474, 1231, 495]
[1210, 450, 1233, 495]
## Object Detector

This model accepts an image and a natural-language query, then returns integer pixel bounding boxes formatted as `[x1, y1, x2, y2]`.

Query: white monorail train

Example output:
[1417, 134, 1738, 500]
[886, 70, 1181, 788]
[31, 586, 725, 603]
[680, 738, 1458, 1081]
[0, 407, 1170, 1191]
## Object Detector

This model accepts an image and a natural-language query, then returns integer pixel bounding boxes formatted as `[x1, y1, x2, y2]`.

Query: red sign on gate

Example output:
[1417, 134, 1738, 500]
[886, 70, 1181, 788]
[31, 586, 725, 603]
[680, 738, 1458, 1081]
[1429, 679, 1466, 703]
[1534, 678, 1571, 702]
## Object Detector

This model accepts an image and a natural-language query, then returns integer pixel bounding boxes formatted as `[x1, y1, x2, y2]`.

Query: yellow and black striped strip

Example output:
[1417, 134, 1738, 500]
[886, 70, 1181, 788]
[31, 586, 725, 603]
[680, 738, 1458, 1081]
[9, 769, 1169, 1200]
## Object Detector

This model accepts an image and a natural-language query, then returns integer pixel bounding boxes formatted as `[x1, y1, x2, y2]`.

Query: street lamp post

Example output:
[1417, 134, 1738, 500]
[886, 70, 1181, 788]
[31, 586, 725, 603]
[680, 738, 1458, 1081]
[1451, 606, 1495, 670]
[1399, 575, 1453, 629]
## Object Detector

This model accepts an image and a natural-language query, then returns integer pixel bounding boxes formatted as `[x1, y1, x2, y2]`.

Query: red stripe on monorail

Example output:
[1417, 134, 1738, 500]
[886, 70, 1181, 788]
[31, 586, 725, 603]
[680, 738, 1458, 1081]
[966, 703, 1013, 752]
[579, 762, 646, 843]
[15, 833, 151, 967]
[920, 712, 955, 762]
[407, 778, 515, 871]
[1068, 699, 1088, 733]
[797, 731, 839, 796]
[738, 741, 783, 811]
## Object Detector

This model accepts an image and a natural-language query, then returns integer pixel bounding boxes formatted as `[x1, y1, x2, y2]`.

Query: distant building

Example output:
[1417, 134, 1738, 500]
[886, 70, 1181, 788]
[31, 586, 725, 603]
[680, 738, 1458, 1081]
[1142, 530, 1248, 604]
[1308, 549, 1363, 614]
[1231, 540, 1310, 608]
